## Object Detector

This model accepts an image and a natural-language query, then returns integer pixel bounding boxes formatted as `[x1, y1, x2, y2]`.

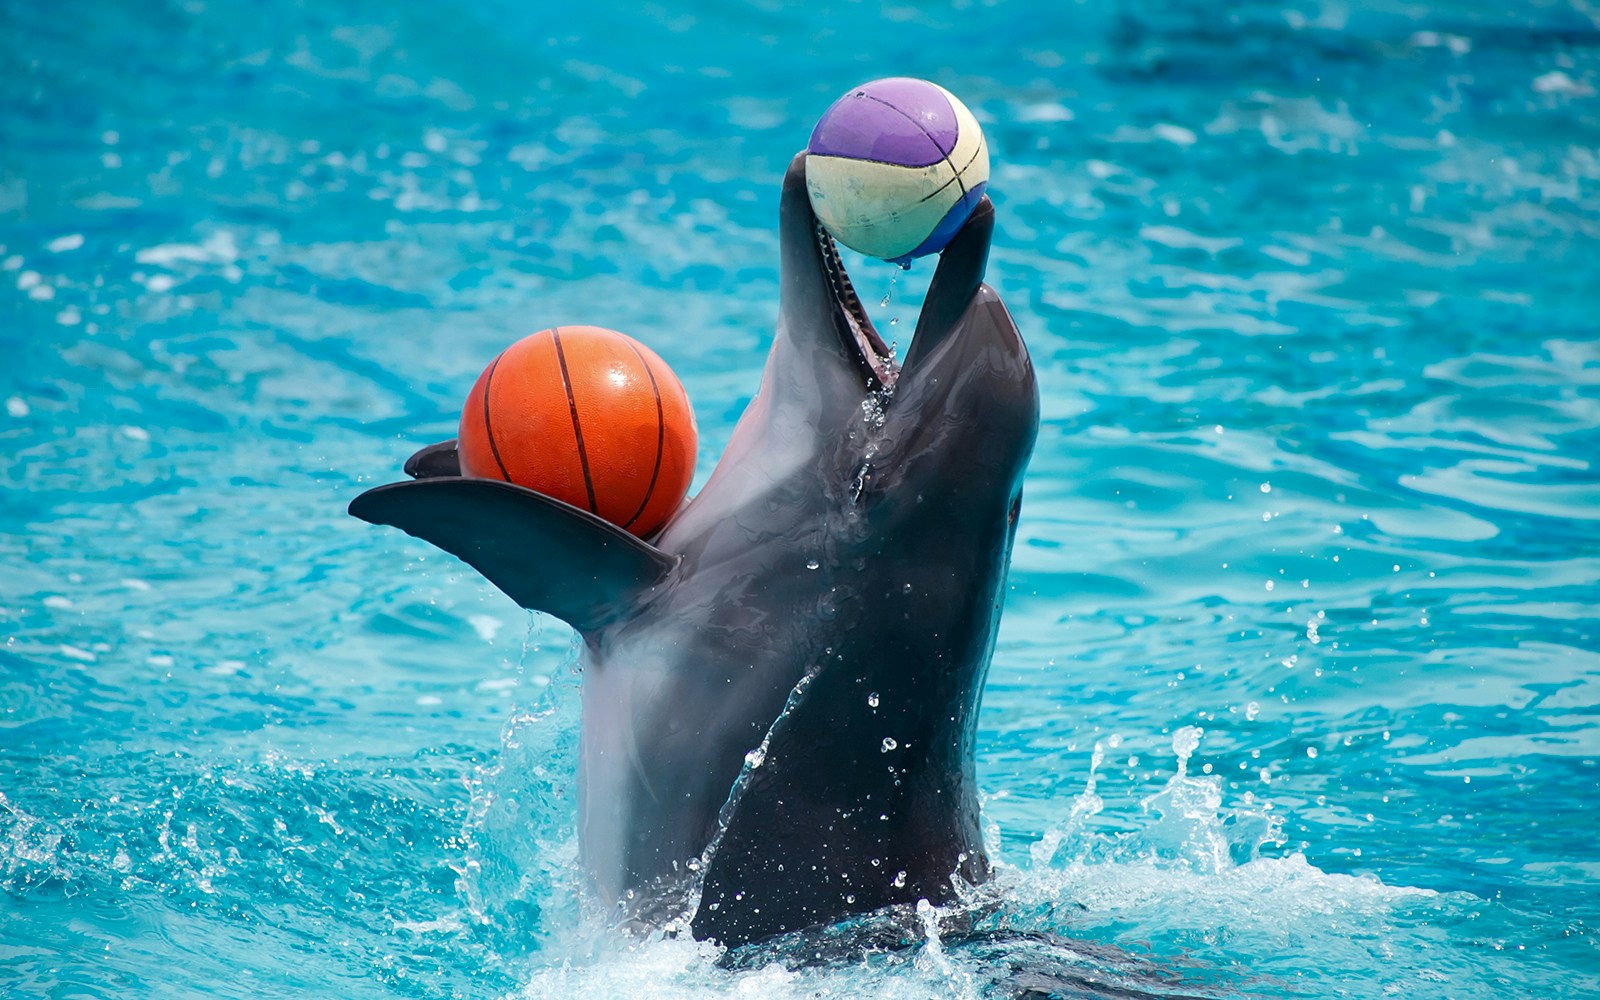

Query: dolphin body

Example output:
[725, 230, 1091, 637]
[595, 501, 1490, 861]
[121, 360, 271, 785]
[349, 153, 1038, 947]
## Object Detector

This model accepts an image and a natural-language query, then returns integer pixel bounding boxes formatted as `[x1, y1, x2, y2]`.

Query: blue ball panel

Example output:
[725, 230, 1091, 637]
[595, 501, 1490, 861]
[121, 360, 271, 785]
[891, 180, 988, 265]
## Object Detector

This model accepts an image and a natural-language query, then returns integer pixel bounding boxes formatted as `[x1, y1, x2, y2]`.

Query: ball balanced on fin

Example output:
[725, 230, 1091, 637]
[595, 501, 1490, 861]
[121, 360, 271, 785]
[805, 77, 990, 264]
[457, 325, 697, 539]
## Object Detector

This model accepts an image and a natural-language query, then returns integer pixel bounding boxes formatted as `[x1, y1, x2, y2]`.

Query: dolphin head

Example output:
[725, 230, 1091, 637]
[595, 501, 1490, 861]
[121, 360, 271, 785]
[660, 152, 1029, 561]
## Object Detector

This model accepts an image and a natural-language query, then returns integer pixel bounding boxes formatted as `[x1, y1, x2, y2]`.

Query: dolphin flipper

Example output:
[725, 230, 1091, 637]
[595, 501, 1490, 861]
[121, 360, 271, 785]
[349, 477, 678, 634]
[403, 439, 461, 479]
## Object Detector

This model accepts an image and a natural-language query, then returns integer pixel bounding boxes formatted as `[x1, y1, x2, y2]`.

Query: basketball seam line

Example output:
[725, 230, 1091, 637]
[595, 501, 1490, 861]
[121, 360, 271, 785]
[619, 340, 665, 533]
[482, 352, 513, 483]
[855, 92, 956, 166]
[551, 328, 600, 515]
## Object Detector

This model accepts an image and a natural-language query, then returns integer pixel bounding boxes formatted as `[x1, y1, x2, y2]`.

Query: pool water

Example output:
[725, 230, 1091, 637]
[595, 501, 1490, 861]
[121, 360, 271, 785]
[3, 0, 1598, 996]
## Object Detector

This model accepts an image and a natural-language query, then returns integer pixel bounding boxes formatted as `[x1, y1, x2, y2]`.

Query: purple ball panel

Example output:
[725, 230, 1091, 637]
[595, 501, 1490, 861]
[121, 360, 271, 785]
[892, 180, 987, 265]
[856, 77, 959, 152]
[808, 78, 957, 167]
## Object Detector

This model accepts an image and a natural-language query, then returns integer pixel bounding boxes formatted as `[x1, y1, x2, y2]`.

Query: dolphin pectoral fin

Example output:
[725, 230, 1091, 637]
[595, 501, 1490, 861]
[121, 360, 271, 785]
[403, 439, 461, 479]
[349, 478, 678, 633]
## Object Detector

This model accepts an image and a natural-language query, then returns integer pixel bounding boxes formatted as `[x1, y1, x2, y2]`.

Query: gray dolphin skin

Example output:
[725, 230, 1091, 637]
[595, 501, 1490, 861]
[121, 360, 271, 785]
[349, 152, 1038, 947]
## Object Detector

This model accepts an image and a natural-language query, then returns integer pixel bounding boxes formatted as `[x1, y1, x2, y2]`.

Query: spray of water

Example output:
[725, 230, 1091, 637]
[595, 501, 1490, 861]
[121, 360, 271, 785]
[453, 615, 588, 961]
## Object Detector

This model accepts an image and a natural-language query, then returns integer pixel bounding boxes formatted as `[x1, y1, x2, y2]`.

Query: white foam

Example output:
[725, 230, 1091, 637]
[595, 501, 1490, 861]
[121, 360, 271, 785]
[469, 614, 503, 643]
[134, 230, 239, 267]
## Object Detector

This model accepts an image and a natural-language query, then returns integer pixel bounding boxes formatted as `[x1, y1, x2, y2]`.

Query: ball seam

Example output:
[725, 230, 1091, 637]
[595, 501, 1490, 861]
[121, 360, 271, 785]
[482, 351, 513, 483]
[550, 328, 600, 515]
[856, 91, 976, 202]
[618, 340, 667, 533]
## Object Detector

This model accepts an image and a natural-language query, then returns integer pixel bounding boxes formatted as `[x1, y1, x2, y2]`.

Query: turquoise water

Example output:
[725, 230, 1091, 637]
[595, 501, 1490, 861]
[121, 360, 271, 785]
[3, 0, 1598, 996]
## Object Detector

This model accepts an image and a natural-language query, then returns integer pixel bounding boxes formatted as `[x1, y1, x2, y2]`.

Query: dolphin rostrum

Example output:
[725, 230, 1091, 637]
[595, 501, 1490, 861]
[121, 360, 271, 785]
[349, 152, 1038, 947]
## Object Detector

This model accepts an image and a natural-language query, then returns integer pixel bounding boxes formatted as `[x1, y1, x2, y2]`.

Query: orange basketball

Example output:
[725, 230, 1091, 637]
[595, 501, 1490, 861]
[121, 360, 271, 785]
[457, 326, 697, 538]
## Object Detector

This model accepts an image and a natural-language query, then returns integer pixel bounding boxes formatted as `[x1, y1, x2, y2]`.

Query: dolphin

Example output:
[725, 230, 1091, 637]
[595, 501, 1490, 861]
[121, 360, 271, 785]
[349, 152, 1038, 947]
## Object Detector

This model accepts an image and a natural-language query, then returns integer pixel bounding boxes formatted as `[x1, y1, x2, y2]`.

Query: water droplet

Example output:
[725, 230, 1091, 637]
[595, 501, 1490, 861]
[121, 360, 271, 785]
[1245, 701, 1261, 721]
[1172, 725, 1202, 760]
[893, 870, 907, 887]
[1306, 746, 1319, 759]
[1264, 580, 1275, 591]
[867, 692, 880, 708]
[1260, 482, 1272, 494]
[805, 559, 819, 571]
[881, 737, 898, 753]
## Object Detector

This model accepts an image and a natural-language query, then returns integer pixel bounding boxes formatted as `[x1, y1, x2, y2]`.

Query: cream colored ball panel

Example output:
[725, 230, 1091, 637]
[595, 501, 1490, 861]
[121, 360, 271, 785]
[934, 83, 990, 190]
[806, 155, 966, 259]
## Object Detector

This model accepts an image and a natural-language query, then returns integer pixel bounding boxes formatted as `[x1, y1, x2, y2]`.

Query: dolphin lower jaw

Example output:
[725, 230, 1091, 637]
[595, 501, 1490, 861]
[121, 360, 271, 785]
[813, 220, 898, 391]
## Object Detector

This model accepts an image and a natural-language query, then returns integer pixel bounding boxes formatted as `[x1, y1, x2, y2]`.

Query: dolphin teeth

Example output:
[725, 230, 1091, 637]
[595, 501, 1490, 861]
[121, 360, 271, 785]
[815, 220, 898, 388]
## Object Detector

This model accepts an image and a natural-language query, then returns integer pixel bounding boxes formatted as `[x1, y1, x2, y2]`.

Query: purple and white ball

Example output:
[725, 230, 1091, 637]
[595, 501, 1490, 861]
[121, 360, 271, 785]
[805, 78, 989, 264]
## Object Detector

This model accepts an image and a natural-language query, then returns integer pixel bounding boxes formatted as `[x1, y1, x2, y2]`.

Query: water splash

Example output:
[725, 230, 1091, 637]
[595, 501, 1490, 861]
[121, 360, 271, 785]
[1032, 728, 1284, 874]
[648, 661, 828, 937]
[1029, 739, 1106, 868]
[1136, 726, 1236, 873]
[454, 615, 586, 957]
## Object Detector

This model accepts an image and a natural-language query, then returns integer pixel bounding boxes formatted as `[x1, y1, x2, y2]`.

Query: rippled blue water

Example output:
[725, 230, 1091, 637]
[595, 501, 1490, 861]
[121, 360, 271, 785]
[3, 0, 1598, 996]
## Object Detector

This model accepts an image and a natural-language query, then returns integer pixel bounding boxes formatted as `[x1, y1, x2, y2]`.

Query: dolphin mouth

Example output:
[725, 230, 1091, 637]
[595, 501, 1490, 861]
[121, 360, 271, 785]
[815, 221, 899, 389]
